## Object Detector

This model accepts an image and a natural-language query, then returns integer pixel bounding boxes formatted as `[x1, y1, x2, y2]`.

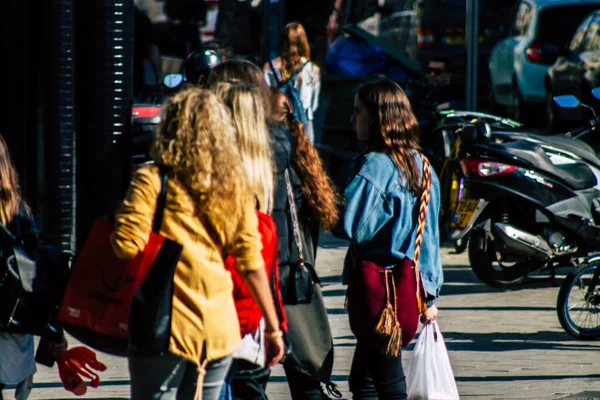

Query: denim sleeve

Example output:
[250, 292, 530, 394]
[419, 180, 443, 298]
[340, 173, 393, 244]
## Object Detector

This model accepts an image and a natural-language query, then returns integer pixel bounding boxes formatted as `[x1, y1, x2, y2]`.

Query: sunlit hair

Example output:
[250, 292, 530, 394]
[279, 22, 311, 83]
[270, 88, 339, 231]
[207, 60, 272, 117]
[151, 88, 250, 241]
[212, 82, 275, 213]
[0, 135, 22, 226]
[356, 80, 422, 196]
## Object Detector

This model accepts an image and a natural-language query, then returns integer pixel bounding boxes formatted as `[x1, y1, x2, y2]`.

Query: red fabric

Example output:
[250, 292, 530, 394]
[225, 211, 287, 336]
[57, 346, 107, 396]
[58, 218, 165, 339]
[347, 257, 421, 348]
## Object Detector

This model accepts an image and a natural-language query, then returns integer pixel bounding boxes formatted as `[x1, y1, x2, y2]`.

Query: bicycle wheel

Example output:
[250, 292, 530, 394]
[557, 263, 600, 340]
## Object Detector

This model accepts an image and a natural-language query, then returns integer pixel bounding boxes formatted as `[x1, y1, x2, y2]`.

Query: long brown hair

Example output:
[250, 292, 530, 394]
[152, 88, 250, 242]
[279, 22, 311, 82]
[0, 135, 22, 226]
[270, 88, 339, 231]
[356, 80, 422, 195]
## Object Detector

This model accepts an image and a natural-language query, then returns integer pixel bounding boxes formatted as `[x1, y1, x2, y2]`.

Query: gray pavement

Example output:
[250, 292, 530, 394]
[8, 233, 600, 400]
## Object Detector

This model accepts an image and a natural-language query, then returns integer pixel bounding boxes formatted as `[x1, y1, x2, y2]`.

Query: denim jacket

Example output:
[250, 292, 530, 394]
[338, 151, 443, 298]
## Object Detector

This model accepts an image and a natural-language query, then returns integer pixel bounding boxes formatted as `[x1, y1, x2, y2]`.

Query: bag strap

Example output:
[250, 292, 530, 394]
[152, 165, 169, 233]
[270, 60, 310, 87]
[284, 168, 305, 266]
[413, 154, 432, 312]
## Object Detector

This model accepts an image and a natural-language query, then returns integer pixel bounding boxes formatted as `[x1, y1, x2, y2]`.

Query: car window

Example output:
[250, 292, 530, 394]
[537, 6, 600, 48]
[511, 2, 531, 36]
[582, 15, 600, 52]
[569, 14, 594, 52]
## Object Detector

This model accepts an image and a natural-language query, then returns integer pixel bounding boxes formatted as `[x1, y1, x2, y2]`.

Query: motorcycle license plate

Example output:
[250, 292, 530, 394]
[450, 199, 481, 229]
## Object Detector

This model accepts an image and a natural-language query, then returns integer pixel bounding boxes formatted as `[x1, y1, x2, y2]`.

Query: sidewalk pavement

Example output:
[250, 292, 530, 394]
[10, 233, 600, 400]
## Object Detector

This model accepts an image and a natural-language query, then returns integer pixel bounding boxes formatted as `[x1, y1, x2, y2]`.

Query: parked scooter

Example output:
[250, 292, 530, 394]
[449, 90, 600, 288]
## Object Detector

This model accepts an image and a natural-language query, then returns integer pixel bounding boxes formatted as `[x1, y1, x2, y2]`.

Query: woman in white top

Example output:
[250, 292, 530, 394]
[264, 22, 321, 144]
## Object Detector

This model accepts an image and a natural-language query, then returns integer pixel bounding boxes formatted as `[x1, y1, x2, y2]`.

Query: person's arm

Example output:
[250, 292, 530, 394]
[338, 172, 393, 244]
[310, 65, 321, 114]
[241, 267, 285, 367]
[110, 166, 159, 259]
[232, 205, 285, 368]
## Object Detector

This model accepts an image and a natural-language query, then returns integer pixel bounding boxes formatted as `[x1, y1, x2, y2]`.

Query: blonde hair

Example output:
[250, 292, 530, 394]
[0, 135, 21, 226]
[212, 82, 275, 213]
[151, 88, 250, 241]
[280, 22, 311, 82]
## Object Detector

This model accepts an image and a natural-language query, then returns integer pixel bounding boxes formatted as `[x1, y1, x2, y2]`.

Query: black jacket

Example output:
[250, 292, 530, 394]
[269, 123, 308, 298]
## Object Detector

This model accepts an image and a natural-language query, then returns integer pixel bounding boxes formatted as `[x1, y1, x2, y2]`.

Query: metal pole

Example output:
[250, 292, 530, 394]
[466, 0, 479, 111]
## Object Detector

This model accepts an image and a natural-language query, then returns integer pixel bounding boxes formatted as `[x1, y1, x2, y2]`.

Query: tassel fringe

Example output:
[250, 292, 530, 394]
[375, 303, 396, 336]
[385, 322, 402, 357]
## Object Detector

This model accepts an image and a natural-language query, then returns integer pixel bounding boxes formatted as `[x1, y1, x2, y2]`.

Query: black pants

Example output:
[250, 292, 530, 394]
[348, 342, 407, 400]
[231, 361, 326, 400]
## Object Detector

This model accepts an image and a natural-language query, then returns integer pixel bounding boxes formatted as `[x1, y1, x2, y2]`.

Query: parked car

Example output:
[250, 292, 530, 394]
[488, 0, 600, 124]
[545, 9, 600, 132]
[378, 0, 517, 104]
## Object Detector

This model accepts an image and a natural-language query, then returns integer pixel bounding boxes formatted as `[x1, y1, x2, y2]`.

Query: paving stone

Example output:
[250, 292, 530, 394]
[6, 233, 600, 399]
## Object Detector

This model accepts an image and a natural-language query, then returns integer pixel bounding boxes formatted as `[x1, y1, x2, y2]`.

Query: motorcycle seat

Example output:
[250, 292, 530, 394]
[502, 140, 596, 191]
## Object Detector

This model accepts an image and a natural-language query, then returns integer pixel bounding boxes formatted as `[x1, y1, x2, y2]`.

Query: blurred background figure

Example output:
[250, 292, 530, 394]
[134, 6, 163, 101]
[184, 48, 222, 87]
[264, 22, 321, 144]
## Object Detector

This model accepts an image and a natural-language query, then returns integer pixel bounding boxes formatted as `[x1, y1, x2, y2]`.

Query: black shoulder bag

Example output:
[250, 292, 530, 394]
[0, 214, 70, 334]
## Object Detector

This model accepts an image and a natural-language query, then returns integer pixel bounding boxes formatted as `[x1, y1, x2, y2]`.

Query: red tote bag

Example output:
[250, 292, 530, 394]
[58, 218, 165, 355]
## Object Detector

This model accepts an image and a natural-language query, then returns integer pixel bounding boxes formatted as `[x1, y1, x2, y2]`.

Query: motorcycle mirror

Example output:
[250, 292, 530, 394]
[163, 73, 184, 89]
[553, 95, 580, 109]
[592, 87, 600, 101]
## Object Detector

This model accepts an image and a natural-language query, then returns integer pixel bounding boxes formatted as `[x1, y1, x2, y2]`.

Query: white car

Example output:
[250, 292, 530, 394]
[488, 0, 600, 123]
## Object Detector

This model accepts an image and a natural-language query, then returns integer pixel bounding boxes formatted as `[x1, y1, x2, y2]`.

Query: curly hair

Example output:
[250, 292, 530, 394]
[151, 88, 250, 241]
[279, 22, 311, 83]
[270, 88, 339, 231]
[356, 80, 422, 196]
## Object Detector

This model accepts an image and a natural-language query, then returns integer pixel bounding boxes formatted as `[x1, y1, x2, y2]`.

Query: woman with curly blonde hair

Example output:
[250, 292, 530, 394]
[111, 88, 284, 400]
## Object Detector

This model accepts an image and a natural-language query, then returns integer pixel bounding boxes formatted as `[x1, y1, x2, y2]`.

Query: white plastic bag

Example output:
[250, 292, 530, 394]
[405, 321, 459, 400]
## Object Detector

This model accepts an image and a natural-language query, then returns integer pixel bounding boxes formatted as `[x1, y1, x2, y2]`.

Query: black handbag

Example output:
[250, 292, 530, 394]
[128, 165, 183, 355]
[282, 169, 336, 389]
[0, 211, 70, 335]
[283, 168, 317, 305]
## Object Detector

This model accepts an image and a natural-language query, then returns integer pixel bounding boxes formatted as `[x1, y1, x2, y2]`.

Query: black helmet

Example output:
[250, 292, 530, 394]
[184, 49, 222, 86]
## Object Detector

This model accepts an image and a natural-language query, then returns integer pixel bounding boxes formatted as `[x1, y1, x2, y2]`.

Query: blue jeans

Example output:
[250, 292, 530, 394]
[348, 342, 407, 400]
[129, 353, 232, 400]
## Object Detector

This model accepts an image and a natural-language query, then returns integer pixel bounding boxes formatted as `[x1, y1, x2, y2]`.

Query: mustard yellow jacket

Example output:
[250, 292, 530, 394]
[110, 164, 263, 367]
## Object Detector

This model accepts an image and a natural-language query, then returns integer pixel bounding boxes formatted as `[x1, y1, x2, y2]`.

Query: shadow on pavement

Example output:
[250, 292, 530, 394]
[440, 330, 600, 352]
[455, 374, 600, 382]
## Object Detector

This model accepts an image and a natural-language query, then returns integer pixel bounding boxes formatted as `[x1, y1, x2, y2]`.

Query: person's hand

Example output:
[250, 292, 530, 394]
[420, 304, 438, 324]
[264, 333, 285, 368]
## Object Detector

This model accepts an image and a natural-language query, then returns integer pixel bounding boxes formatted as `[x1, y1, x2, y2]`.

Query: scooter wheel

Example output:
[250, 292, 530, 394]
[557, 262, 600, 340]
[468, 231, 528, 288]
